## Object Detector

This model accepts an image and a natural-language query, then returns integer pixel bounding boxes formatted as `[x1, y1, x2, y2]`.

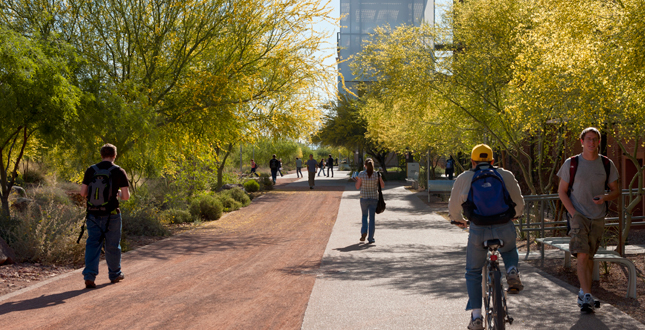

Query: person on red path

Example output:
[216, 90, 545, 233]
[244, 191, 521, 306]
[250, 159, 259, 177]
[80, 143, 130, 289]
[557, 127, 620, 312]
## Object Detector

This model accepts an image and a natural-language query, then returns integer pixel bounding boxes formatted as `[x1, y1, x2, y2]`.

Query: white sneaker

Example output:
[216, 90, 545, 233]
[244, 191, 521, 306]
[580, 293, 596, 313]
[506, 267, 524, 293]
[467, 314, 484, 330]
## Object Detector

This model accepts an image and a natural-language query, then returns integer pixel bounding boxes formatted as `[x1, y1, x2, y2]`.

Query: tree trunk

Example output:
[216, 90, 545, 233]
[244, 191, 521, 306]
[1, 196, 9, 219]
[215, 143, 234, 191]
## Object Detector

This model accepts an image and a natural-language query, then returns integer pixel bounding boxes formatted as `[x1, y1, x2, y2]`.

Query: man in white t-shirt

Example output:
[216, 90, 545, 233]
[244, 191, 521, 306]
[557, 127, 620, 313]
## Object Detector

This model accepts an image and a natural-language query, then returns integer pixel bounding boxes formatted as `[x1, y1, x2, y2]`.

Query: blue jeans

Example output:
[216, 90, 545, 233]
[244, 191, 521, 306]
[83, 213, 123, 281]
[360, 198, 378, 242]
[465, 221, 518, 310]
[318, 167, 325, 176]
[271, 169, 278, 183]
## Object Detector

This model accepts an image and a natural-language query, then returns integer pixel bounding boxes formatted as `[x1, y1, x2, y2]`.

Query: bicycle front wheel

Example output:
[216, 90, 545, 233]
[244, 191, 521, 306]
[492, 270, 506, 330]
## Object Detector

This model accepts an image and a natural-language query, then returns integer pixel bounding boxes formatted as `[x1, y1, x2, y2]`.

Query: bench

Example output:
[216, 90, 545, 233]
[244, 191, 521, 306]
[535, 237, 637, 299]
[427, 180, 454, 202]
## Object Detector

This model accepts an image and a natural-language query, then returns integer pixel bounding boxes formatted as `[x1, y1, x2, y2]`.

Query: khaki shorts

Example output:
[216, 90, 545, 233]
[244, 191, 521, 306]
[569, 213, 605, 258]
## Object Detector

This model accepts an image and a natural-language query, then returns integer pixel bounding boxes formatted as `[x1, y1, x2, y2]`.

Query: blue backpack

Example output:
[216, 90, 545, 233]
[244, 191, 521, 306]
[461, 163, 516, 225]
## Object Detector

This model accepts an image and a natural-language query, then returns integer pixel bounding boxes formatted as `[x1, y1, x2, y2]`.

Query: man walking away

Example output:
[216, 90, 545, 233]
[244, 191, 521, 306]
[449, 144, 525, 329]
[306, 154, 318, 189]
[80, 143, 130, 289]
[557, 127, 619, 313]
[446, 156, 455, 180]
[327, 154, 334, 177]
[296, 157, 303, 178]
[269, 154, 280, 184]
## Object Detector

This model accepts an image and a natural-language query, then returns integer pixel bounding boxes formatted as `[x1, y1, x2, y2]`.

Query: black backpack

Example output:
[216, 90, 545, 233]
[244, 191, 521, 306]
[270, 159, 279, 170]
[461, 163, 516, 226]
[87, 164, 119, 212]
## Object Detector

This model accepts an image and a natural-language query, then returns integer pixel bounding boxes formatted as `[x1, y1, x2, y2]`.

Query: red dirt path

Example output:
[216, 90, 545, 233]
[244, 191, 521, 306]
[0, 186, 344, 329]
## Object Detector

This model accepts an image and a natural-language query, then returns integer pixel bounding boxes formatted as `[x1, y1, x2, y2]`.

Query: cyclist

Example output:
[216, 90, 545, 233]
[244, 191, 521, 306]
[556, 127, 619, 313]
[449, 144, 525, 330]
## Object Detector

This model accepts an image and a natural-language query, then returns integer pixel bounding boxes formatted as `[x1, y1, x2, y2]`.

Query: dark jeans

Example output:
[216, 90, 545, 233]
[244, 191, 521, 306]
[83, 213, 123, 281]
[327, 166, 333, 177]
[296, 167, 303, 178]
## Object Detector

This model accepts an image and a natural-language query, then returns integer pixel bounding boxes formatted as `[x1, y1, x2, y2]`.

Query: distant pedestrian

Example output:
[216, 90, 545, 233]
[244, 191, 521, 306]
[317, 158, 325, 176]
[296, 157, 303, 178]
[446, 156, 455, 180]
[335, 157, 338, 166]
[278, 158, 284, 177]
[353, 158, 384, 244]
[306, 154, 318, 189]
[250, 159, 259, 177]
[80, 143, 130, 289]
[327, 154, 334, 177]
[269, 154, 280, 184]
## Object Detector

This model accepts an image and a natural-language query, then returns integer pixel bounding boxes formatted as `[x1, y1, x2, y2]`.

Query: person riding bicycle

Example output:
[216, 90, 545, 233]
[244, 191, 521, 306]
[448, 144, 525, 330]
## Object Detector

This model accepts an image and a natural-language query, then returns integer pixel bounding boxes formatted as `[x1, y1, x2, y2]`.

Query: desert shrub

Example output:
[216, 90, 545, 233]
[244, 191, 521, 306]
[31, 186, 71, 206]
[162, 209, 193, 224]
[228, 187, 251, 206]
[218, 193, 242, 212]
[189, 195, 223, 220]
[3, 202, 86, 265]
[121, 201, 170, 237]
[259, 175, 273, 191]
[243, 180, 260, 192]
[22, 169, 46, 185]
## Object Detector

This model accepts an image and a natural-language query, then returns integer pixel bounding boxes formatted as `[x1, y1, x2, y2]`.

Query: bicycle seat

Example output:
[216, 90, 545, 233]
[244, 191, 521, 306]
[483, 239, 504, 249]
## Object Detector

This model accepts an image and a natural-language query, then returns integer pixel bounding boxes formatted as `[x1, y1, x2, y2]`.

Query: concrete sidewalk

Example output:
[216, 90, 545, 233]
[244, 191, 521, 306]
[302, 178, 645, 330]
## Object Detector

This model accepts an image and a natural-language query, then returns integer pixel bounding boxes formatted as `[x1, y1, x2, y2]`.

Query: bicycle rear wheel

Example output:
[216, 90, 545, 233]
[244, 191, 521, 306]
[491, 269, 505, 330]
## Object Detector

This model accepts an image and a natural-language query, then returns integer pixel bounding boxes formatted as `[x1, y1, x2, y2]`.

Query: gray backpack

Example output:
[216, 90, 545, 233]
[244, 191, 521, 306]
[87, 165, 119, 212]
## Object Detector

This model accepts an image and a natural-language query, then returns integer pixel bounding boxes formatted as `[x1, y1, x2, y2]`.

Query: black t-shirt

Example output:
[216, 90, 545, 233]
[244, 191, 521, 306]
[270, 158, 279, 170]
[327, 157, 334, 166]
[82, 161, 129, 215]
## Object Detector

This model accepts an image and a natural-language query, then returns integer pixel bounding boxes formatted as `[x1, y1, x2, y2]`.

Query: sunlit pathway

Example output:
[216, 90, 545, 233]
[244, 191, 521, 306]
[302, 182, 645, 330]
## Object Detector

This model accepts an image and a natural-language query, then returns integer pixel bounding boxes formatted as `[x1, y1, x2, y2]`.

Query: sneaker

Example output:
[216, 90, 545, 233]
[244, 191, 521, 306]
[367, 239, 375, 244]
[85, 280, 96, 289]
[580, 293, 596, 313]
[360, 233, 367, 241]
[111, 274, 125, 284]
[310, 187, 313, 189]
[506, 267, 524, 293]
[467, 314, 484, 330]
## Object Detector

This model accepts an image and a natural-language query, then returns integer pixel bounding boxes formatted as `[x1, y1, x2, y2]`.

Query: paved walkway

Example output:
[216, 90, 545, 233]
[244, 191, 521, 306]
[1, 170, 643, 329]
[302, 174, 645, 330]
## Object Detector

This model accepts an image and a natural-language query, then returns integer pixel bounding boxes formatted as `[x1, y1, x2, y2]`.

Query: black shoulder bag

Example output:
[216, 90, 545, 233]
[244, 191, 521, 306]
[376, 172, 386, 214]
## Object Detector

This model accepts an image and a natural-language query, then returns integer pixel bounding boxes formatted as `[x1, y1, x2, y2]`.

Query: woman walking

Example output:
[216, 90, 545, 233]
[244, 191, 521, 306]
[353, 158, 385, 243]
[318, 158, 325, 176]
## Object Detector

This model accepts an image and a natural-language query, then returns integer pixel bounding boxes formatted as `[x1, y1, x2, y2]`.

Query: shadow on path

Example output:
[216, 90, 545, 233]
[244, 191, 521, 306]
[0, 286, 104, 315]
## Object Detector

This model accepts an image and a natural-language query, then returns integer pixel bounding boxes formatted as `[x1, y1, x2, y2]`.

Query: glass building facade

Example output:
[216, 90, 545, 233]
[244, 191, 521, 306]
[337, 0, 434, 93]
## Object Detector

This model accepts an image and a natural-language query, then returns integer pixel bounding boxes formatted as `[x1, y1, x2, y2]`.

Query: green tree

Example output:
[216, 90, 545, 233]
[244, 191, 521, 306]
[0, 27, 80, 217]
[315, 94, 390, 173]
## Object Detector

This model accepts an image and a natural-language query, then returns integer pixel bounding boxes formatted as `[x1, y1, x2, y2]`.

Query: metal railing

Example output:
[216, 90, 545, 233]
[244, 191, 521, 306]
[517, 189, 645, 259]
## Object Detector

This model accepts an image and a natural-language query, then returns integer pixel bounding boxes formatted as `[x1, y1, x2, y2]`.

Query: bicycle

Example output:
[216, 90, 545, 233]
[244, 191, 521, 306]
[451, 220, 514, 330]
[482, 238, 513, 330]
